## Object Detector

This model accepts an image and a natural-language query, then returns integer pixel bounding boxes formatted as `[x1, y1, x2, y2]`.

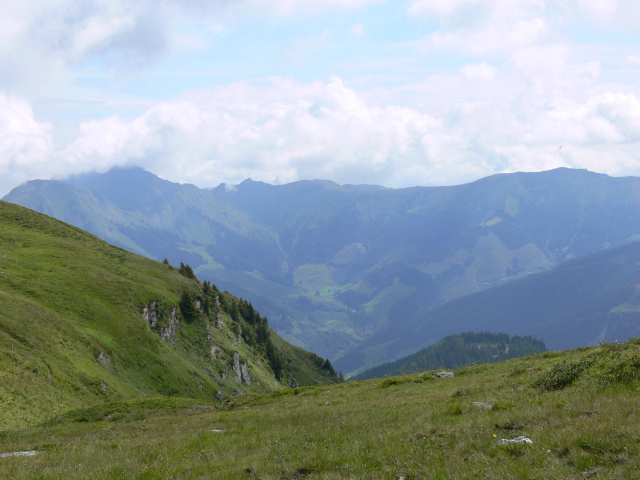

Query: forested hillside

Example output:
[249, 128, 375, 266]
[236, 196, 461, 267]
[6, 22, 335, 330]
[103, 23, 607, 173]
[353, 332, 547, 380]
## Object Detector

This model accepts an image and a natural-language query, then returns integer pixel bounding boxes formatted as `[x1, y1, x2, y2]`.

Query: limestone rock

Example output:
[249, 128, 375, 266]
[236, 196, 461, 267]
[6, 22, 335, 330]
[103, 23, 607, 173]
[142, 301, 158, 328]
[498, 436, 533, 445]
[210, 343, 221, 360]
[241, 362, 251, 385]
[216, 391, 225, 401]
[143, 302, 179, 343]
[233, 352, 242, 383]
[97, 351, 111, 368]
[215, 296, 223, 329]
[432, 371, 454, 378]
[288, 375, 299, 388]
[159, 308, 179, 343]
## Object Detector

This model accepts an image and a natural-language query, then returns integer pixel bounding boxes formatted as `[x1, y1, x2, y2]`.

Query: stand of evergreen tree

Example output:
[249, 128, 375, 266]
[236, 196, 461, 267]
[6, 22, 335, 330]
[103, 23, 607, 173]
[353, 332, 547, 380]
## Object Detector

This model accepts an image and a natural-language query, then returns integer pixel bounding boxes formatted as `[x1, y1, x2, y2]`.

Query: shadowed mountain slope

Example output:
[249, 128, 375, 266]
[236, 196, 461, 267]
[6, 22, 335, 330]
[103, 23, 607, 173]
[339, 240, 640, 374]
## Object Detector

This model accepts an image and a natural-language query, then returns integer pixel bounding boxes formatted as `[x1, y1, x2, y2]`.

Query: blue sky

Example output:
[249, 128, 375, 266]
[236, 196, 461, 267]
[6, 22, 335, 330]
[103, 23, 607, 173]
[1, 0, 640, 195]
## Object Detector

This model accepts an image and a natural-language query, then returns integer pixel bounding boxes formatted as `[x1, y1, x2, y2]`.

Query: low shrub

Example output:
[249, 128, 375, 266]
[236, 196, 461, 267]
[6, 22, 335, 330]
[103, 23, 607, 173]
[532, 357, 596, 391]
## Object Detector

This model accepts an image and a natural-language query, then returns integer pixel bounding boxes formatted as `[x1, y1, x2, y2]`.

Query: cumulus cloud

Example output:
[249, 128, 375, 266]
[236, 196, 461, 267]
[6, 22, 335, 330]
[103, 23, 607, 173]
[408, 0, 640, 57]
[50, 74, 640, 192]
[60, 77, 465, 188]
[0, 94, 55, 195]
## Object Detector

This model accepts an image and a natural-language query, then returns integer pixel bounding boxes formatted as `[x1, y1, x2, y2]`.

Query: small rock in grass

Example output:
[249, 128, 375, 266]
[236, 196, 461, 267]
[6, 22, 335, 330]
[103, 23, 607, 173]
[471, 402, 493, 410]
[432, 371, 454, 378]
[0, 450, 43, 458]
[216, 391, 225, 401]
[498, 436, 532, 445]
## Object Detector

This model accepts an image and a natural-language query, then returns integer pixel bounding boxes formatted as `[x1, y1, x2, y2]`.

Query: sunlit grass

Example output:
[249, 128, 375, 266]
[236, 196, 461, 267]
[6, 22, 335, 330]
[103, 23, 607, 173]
[2, 341, 640, 478]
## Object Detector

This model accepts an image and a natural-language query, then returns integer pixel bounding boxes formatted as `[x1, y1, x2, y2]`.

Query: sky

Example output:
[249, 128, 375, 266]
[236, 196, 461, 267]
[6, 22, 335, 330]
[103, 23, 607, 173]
[1, 0, 640, 196]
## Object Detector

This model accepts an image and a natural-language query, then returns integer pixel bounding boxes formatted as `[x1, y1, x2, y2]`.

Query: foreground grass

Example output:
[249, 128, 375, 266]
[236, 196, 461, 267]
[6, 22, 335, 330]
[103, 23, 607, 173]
[2, 341, 640, 479]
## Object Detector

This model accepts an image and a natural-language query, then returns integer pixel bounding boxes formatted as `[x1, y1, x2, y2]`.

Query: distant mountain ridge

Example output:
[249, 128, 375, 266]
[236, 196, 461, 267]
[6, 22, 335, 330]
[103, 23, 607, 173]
[6, 167, 640, 373]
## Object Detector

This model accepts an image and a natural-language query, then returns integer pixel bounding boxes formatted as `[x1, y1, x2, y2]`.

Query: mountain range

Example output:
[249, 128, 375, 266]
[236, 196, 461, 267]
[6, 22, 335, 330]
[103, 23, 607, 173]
[6, 167, 640, 374]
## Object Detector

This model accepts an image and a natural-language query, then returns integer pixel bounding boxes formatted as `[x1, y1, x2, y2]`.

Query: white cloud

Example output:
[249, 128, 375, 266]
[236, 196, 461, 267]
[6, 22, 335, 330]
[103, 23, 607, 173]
[0, 94, 55, 195]
[0, 0, 383, 94]
[52, 73, 640, 192]
[61, 77, 459, 188]
[460, 62, 496, 81]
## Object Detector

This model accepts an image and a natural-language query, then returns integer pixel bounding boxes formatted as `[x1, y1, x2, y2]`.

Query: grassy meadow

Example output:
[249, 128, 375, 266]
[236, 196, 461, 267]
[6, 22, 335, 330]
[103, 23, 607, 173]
[2, 340, 640, 479]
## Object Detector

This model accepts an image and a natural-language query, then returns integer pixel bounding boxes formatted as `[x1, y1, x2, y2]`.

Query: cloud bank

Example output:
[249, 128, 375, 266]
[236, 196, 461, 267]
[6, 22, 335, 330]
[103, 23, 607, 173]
[1, 0, 640, 195]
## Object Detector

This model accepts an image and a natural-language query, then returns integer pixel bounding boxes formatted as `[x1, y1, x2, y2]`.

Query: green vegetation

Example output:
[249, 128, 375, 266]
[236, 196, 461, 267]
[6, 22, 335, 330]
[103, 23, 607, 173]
[0, 201, 339, 431]
[11, 167, 640, 374]
[2, 341, 640, 478]
[354, 332, 547, 380]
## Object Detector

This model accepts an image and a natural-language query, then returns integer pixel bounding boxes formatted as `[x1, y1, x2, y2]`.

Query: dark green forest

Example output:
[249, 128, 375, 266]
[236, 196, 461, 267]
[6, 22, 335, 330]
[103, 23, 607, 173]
[353, 332, 547, 380]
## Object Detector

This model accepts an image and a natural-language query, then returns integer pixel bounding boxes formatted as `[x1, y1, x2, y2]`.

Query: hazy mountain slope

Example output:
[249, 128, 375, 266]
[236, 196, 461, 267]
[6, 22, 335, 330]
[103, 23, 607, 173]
[7, 167, 640, 370]
[0, 201, 338, 430]
[338, 240, 640, 374]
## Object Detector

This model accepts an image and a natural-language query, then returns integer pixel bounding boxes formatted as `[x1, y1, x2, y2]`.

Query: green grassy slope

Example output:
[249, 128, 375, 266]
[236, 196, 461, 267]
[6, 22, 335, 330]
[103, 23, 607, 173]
[0, 201, 339, 430]
[1, 340, 640, 478]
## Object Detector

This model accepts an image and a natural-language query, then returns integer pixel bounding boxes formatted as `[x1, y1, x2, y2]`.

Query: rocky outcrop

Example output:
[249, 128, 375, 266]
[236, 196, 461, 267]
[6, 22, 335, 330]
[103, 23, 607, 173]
[231, 352, 251, 385]
[215, 296, 223, 329]
[210, 343, 221, 360]
[233, 352, 242, 382]
[432, 371, 454, 378]
[96, 352, 111, 368]
[142, 302, 179, 343]
[142, 301, 158, 328]
[241, 362, 251, 385]
[159, 308, 179, 343]
[288, 375, 299, 388]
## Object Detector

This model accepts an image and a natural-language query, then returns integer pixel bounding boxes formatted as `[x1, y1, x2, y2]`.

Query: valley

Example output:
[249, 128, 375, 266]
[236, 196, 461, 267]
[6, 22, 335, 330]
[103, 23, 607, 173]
[7, 167, 640, 374]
